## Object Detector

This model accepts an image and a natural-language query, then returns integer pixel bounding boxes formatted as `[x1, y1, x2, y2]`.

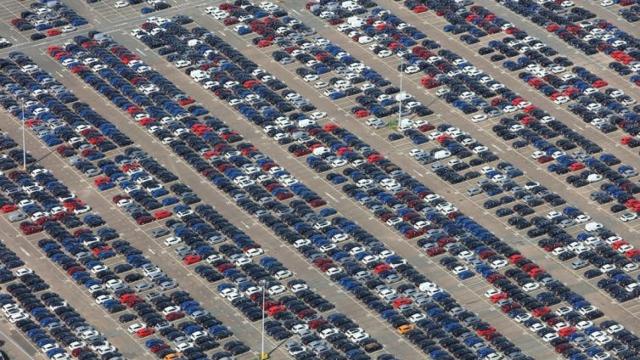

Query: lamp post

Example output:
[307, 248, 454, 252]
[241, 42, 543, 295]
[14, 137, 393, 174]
[397, 70, 403, 131]
[20, 99, 26, 170]
[260, 280, 268, 360]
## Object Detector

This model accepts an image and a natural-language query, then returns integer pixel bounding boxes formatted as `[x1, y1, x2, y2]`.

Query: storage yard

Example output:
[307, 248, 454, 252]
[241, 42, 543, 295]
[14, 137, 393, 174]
[1, 0, 640, 359]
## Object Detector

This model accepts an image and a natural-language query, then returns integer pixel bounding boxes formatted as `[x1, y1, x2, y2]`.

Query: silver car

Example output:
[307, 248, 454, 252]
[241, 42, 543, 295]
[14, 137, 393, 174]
[8, 212, 26, 222]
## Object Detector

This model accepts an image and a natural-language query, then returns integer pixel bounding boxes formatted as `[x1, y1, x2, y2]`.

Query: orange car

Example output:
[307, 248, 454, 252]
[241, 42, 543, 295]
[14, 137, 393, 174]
[397, 324, 415, 334]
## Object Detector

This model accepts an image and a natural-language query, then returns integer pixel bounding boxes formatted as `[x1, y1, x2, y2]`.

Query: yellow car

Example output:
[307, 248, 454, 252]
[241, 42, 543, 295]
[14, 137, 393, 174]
[397, 324, 415, 334]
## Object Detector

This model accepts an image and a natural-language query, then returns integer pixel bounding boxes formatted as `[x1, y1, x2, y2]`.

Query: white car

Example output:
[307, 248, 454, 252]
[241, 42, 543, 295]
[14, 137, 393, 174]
[529, 323, 545, 332]
[244, 247, 264, 257]
[289, 283, 308, 293]
[490, 259, 507, 269]
[546, 211, 562, 220]
[330, 158, 347, 168]
[212, 11, 228, 20]
[127, 323, 145, 334]
[514, 313, 531, 323]
[303, 74, 318, 82]
[584, 222, 603, 232]
[522, 282, 540, 292]
[314, 81, 328, 88]
[575, 214, 591, 223]
[403, 65, 420, 74]
[174, 60, 191, 68]
[484, 289, 500, 298]
[606, 324, 624, 333]
[230, 254, 251, 266]
[95, 295, 114, 305]
[471, 114, 487, 123]
[553, 96, 569, 104]
[164, 237, 182, 246]
[114, 1, 129, 8]
[576, 321, 593, 330]
[293, 239, 311, 248]
[600, 264, 616, 273]
[268, 285, 286, 296]
[555, 306, 573, 316]
[310, 111, 327, 120]
[620, 213, 638, 222]
[275, 270, 293, 280]
[451, 266, 468, 275]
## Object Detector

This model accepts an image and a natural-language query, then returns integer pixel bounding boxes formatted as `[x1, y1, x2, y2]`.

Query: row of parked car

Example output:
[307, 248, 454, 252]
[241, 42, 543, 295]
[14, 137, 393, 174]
[495, 0, 640, 81]
[144, 1, 576, 358]
[0, 258, 124, 360]
[10, 0, 87, 41]
[470, 30, 640, 221]
[43, 30, 405, 359]
[44, 25, 434, 359]
[322, 0, 633, 286]
[208, 0, 640, 358]
[101, 146, 387, 360]
[616, 3, 640, 23]
[485, 29, 640, 140]
[0, 53, 259, 360]
[53, 12, 536, 358]
[349, 0, 640, 225]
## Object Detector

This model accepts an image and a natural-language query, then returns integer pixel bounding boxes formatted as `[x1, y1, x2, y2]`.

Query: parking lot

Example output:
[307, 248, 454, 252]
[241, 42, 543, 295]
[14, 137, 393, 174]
[0, 0, 640, 359]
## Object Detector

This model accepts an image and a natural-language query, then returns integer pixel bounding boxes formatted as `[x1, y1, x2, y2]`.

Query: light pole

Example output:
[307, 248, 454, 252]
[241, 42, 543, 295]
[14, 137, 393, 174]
[260, 280, 268, 360]
[397, 69, 403, 131]
[20, 99, 26, 170]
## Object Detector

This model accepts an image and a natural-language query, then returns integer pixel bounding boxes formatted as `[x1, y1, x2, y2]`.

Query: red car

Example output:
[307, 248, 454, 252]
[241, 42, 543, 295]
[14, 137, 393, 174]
[426, 247, 445, 257]
[153, 209, 172, 220]
[0, 204, 17, 213]
[392, 297, 412, 308]
[136, 328, 155, 338]
[354, 109, 369, 118]
[46, 28, 61, 37]
[19, 222, 42, 235]
[532, 307, 550, 317]
[275, 192, 293, 201]
[308, 199, 326, 208]
[413, 5, 428, 13]
[558, 327, 575, 337]
[135, 215, 154, 225]
[66, 265, 84, 276]
[165, 312, 185, 321]
[183, 254, 202, 265]
[308, 319, 327, 329]
[267, 305, 286, 316]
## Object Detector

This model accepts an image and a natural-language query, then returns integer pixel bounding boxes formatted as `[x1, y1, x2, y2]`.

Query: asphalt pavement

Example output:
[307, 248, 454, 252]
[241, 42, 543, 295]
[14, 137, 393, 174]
[198, 0, 640, 335]
[1, 0, 639, 358]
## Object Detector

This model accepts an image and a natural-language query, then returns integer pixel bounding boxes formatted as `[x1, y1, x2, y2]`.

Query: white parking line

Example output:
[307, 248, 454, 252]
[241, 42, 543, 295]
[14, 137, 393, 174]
[412, 169, 424, 177]
[324, 192, 337, 202]
[19, 247, 30, 257]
